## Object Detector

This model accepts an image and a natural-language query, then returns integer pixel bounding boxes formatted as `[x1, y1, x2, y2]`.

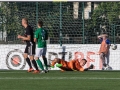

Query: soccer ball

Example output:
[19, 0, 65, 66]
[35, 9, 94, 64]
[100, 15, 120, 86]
[111, 44, 117, 50]
[104, 66, 112, 70]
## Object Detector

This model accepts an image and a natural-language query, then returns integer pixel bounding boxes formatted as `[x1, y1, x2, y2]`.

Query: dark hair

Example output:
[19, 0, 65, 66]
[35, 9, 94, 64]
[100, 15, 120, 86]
[82, 59, 87, 63]
[22, 18, 28, 24]
[38, 20, 43, 27]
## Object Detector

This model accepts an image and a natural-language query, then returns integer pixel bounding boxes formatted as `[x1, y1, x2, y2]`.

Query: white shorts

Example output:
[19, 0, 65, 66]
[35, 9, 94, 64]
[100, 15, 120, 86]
[35, 47, 47, 57]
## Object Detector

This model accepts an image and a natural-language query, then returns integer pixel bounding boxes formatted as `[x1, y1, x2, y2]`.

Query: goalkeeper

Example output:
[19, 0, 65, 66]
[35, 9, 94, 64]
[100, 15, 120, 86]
[51, 58, 94, 71]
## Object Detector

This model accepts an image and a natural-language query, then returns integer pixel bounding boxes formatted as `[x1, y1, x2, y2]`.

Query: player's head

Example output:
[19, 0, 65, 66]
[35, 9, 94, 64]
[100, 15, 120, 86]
[100, 33, 108, 39]
[80, 59, 87, 66]
[38, 20, 43, 27]
[22, 18, 28, 27]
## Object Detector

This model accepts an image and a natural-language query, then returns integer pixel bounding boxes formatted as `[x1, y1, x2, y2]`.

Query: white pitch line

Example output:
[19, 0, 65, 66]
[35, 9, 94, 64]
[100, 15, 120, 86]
[0, 77, 120, 80]
[0, 72, 25, 73]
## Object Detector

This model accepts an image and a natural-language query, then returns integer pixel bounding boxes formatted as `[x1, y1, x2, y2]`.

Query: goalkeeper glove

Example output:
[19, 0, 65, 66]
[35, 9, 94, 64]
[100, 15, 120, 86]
[88, 64, 94, 69]
[84, 64, 94, 71]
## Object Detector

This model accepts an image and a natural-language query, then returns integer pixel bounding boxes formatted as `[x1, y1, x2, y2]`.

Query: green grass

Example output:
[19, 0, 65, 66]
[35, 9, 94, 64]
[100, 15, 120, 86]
[0, 70, 120, 90]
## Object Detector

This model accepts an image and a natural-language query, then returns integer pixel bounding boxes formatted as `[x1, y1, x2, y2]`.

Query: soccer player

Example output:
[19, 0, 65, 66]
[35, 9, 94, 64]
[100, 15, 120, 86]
[97, 33, 110, 70]
[17, 18, 39, 73]
[51, 58, 94, 71]
[34, 20, 48, 73]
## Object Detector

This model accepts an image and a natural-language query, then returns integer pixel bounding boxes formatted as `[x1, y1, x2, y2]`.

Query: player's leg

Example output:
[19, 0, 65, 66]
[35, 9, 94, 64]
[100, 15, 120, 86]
[30, 55, 40, 73]
[42, 47, 48, 72]
[35, 48, 45, 73]
[106, 51, 110, 66]
[100, 53, 106, 70]
[29, 44, 39, 73]
[24, 45, 33, 72]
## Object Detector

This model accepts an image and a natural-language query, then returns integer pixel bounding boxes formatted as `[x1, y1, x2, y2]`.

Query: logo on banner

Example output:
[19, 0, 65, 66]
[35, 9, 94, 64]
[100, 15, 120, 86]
[47, 51, 101, 69]
[6, 49, 26, 70]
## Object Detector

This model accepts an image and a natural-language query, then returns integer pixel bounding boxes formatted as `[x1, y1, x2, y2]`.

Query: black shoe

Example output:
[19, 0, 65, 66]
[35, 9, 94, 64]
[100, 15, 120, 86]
[45, 70, 49, 73]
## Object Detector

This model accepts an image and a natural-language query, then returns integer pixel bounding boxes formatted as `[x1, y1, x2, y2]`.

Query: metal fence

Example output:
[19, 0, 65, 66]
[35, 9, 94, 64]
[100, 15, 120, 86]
[0, 2, 120, 45]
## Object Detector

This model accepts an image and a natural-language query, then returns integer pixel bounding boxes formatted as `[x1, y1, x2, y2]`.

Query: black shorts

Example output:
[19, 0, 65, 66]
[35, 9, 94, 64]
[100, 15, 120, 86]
[24, 43, 36, 55]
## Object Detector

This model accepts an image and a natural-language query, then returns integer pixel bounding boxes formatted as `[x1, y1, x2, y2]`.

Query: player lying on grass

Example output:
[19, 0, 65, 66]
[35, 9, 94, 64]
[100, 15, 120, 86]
[51, 58, 94, 71]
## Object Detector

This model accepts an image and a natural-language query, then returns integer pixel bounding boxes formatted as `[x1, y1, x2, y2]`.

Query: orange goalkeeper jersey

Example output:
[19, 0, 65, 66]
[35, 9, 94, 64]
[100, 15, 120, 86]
[59, 59, 84, 71]
[99, 39, 110, 54]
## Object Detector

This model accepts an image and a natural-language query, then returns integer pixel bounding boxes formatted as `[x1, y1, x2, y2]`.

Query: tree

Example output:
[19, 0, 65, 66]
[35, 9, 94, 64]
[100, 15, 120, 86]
[91, 2, 120, 34]
[0, 2, 21, 43]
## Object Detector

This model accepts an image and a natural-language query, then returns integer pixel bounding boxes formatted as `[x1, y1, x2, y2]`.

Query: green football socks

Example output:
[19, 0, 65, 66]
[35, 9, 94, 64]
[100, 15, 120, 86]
[36, 59, 44, 70]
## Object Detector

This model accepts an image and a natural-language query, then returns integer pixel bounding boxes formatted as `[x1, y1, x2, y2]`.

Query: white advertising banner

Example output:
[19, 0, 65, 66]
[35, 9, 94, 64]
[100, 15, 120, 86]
[0, 44, 120, 70]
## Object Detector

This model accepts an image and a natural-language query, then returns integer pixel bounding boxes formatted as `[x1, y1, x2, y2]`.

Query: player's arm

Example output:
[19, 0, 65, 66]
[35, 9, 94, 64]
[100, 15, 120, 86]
[17, 28, 31, 41]
[34, 31, 38, 42]
[97, 35, 103, 44]
[34, 38, 37, 42]
[17, 35, 31, 41]
[84, 64, 94, 71]
[97, 35, 103, 39]
[75, 63, 84, 72]
[76, 64, 84, 72]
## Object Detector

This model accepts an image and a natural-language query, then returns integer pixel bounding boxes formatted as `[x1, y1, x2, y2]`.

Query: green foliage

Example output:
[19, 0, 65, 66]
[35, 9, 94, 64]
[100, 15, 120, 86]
[85, 2, 120, 41]
[92, 2, 120, 26]
[0, 2, 120, 44]
[0, 2, 22, 42]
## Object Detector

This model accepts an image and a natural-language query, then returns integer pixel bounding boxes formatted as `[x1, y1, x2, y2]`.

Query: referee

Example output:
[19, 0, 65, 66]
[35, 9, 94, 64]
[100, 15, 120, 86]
[17, 18, 39, 73]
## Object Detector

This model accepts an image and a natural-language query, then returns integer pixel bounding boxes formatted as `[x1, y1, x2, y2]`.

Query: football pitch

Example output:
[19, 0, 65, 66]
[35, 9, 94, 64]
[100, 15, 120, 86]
[0, 70, 120, 90]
